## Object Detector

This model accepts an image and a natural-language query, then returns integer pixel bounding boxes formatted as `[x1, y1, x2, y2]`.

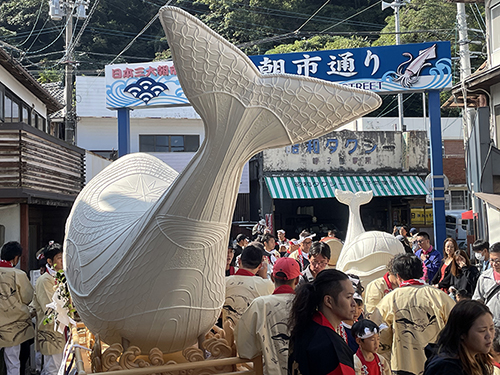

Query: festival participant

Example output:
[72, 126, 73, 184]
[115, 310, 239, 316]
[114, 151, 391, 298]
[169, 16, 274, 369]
[352, 320, 391, 375]
[364, 257, 398, 317]
[287, 239, 300, 256]
[424, 300, 494, 375]
[491, 327, 500, 374]
[320, 229, 342, 243]
[431, 238, 457, 287]
[473, 242, 500, 326]
[298, 241, 330, 285]
[473, 239, 491, 274]
[226, 244, 236, 276]
[276, 230, 289, 257]
[371, 253, 455, 375]
[437, 249, 480, 297]
[223, 242, 274, 325]
[288, 269, 356, 375]
[33, 242, 66, 375]
[232, 234, 249, 266]
[235, 257, 300, 375]
[0, 241, 34, 375]
[415, 231, 442, 283]
[289, 230, 314, 271]
[341, 275, 365, 353]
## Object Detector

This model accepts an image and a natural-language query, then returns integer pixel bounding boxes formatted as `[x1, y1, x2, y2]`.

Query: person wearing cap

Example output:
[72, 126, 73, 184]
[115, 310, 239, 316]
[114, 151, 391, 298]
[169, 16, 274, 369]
[287, 239, 300, 256]
[223, 242, 274, 326]
[235, 257, 301, 375]
[289, 230, 314, 271]
[0, 241, 34, 375]
[298, 241, 331, 286]
[233, 234, 249, 267]
[276, 230, 289, 257]
[32, 242, 66, 375]
[252, 219, 268, 239]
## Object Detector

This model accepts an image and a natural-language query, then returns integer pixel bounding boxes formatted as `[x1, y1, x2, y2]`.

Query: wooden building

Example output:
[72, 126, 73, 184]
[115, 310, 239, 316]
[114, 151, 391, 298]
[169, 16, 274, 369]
[0, 47, 85, 271]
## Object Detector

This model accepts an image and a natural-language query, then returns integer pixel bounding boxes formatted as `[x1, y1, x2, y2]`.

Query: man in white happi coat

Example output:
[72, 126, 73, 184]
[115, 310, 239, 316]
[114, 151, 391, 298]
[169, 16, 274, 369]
[0, 241, 35, 375]
[235, 257, 301, 375]
[32, 243, 66, 375]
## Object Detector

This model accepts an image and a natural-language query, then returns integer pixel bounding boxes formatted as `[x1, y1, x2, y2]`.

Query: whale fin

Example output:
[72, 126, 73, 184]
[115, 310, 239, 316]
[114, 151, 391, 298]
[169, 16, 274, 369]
[159, 6, 382, 146]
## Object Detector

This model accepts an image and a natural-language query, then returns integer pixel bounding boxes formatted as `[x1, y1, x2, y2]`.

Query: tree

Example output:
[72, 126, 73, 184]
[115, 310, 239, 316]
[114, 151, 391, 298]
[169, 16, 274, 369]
[265, 35, 370, 54]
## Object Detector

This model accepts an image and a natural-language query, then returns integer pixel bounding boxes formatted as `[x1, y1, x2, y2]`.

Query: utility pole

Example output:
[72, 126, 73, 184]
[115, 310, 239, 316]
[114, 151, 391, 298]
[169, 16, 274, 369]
[65, 5, 74, 144]
[382, 0, 409, 131]
[49, 0, 88, 145]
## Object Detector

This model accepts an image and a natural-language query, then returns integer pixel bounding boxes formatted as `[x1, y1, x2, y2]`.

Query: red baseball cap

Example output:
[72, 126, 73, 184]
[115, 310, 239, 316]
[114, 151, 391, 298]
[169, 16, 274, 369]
[273, 257, 301, 280]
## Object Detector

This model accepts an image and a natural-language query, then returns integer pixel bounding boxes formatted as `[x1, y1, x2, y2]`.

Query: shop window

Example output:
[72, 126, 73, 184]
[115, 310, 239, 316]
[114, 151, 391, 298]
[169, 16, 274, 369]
[139, 135, 200, 152]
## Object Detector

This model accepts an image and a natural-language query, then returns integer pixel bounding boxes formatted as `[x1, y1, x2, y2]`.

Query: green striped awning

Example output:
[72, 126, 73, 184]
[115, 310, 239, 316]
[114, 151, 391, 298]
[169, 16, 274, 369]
[265, 175, 429, 199]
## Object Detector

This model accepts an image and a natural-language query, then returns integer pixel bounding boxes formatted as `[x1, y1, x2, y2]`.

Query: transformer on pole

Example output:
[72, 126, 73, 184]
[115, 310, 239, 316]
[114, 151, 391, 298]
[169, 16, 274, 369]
[48, 0, 89, 144]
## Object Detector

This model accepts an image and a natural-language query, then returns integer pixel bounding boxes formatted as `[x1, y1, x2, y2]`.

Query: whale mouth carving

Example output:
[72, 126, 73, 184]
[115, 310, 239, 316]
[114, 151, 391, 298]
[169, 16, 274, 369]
[64, 6, 382, 353]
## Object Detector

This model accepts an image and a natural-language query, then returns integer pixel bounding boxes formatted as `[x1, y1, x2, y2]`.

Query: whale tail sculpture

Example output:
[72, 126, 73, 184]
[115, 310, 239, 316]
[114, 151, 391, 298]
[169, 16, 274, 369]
[335, 189, 403, 287]
[64, 6, 382, 353]
[335, 190, 373, 246]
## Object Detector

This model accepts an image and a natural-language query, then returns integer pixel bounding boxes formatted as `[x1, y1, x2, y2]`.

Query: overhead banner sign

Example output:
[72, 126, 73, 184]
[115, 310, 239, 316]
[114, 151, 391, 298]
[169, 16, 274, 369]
[248, 41, 452, 94]
[105, 42, 451, 109]
[105, 61, 189, 109]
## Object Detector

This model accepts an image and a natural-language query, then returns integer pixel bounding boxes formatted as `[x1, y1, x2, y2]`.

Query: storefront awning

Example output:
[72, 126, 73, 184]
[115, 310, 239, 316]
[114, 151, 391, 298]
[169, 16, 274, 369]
[265, 175, 429, 199]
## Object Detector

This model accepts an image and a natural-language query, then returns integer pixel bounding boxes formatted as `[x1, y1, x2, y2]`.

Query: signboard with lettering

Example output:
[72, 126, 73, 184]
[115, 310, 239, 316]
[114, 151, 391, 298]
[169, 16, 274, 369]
[262, 130, 428, 173]
[248, 41, 451, 94]
[105, 61, 189, 109]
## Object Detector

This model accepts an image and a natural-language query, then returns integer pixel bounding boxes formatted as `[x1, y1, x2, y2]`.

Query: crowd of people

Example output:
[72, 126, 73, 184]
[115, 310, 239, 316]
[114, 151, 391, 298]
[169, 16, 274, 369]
[224, 226, 500, 375]
[3, 227, 500, 375]
[0, 241, 66, 375]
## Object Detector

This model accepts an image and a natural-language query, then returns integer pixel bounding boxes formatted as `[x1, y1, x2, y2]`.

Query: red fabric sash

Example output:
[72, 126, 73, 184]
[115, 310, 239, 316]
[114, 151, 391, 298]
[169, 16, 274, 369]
[235, 269, 255, 277]
[0, 260, 13, 268]
[383, 272, 393, 294]
[313, 311, 335, 331]
[400, 279, 425, 287]
[273, 285, 295, 295]
[356, 349, 381, 375]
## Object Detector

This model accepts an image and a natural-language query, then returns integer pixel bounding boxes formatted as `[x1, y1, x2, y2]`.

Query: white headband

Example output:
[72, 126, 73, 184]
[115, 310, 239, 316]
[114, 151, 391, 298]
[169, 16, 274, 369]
[356, 323, 388, 339]
[298, 234, 315, 243]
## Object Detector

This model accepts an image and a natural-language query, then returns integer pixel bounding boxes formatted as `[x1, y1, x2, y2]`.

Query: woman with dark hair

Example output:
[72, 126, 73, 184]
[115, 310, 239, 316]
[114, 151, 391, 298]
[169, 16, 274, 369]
[288, 269, 357, 375]
[438, 249, 480, 296]
[431, 238, 458, 287]
[424, 300, 494, 375]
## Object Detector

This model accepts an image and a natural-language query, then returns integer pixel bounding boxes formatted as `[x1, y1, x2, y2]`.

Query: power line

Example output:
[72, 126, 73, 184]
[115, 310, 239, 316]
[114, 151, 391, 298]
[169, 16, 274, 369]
[294, 0, 331, 33]
[63, 0, 100, 62]
[108, 12, 161, 65]
[15, 0, 45, 47]
[321, 1, 380, 33]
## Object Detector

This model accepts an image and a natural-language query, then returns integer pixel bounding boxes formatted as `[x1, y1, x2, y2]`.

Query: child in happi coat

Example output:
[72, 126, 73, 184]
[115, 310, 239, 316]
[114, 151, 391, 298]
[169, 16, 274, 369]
[352, 319, 391, 375]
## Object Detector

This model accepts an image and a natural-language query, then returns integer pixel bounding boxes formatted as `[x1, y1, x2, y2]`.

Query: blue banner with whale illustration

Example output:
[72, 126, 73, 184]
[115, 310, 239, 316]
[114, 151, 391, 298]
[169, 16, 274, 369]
[105, 41, 451, 109]
[248, 41, 452, 94]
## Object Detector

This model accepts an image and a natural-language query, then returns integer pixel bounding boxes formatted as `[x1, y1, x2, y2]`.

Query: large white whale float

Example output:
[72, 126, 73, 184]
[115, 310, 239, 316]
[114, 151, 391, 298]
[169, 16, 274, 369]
[63, 6, 382, 353]
[335, 190, 404, 287]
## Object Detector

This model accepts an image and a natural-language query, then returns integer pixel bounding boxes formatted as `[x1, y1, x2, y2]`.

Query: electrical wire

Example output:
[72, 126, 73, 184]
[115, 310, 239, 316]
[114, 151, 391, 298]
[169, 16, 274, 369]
[294, 0, 331, 33]
[63, 0, 101, 62]
[108, 12, 162, 65]
[321, 1, 380, 33]
[15, 0, 45, 47]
